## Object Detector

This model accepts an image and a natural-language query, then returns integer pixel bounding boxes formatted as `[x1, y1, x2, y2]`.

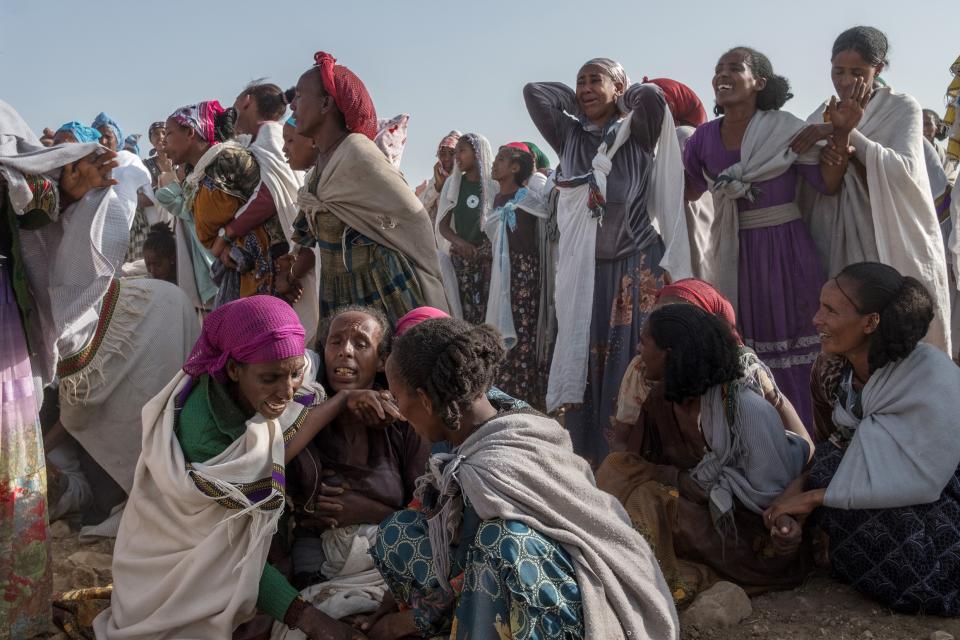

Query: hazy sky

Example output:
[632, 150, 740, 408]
[3, 0, 955, 182]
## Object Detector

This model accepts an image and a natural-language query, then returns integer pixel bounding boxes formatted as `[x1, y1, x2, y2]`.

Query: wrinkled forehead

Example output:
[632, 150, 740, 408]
[328, 311, 383, 341]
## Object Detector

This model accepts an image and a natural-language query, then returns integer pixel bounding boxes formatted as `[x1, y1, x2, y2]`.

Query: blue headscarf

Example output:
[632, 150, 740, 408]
[56, 121, 104, 144]
[92, 112, 123, 150]
[124, 133, 141, 156]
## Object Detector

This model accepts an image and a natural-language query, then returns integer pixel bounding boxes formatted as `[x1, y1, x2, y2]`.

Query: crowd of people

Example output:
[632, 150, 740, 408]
[2, 23, 960, 640]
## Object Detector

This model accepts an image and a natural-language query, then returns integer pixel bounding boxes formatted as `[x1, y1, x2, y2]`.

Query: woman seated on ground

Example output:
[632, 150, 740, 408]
[360, 317, 678, 640]
[96, 296, 375, 640]
[763, 262, 960, 616]
[612, 278, 811, 450]
[597, 304, 811, 607]
[280, 306, 429, 625]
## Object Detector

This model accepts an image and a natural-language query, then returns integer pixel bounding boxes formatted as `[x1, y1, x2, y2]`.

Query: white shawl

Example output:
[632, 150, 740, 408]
[823, 343, 960, 509]
[802, 87, 952, 353]
[435, 134, 497, 319]
[419, 411, 678, 639]
[94, 369, 321, 639]
[547, 108, 691, 411]
[692, 110, 819, 310]
[247, 123, 319, 344]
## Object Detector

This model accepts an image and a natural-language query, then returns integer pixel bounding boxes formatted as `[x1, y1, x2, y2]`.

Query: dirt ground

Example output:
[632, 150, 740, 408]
[35, 527, 960, 640]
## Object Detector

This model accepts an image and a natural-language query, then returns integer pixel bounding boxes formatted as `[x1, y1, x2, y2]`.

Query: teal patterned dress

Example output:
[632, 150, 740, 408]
[372, 464, 585, 638]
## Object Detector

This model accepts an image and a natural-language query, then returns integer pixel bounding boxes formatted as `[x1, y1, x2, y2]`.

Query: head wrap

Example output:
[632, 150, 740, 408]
[644, 77, 708, 127]
[91, 112, 124, 151]
[394, 306, 450, 337]
[169, 100, 226, 146]
[504, 141, 532, 155]
[375, 113, 409, 168]
[313, 51, 378, 141]
[183, 295, 305, 382]
[123, 133, 141, 155]
[523, 141, 551, 170]
[581, 57, 631, 89]
[148, 121, 165, 135]
[56, 121, 104, 144]
[656, 278, 740, 341]
[437, 130, 462, 154]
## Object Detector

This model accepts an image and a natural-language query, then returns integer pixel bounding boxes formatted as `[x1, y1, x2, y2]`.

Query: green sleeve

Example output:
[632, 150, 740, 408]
[257, 563, 300, 622]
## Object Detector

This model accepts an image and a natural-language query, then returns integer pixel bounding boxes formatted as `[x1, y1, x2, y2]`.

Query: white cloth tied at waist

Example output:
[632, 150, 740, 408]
[738, 202, 802, 230]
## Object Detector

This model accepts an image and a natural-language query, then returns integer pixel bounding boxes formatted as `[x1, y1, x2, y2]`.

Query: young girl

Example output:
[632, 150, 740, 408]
[437, 134, 496, 324]
[142, 222, 177, 284]
[485, 142, 548, 408]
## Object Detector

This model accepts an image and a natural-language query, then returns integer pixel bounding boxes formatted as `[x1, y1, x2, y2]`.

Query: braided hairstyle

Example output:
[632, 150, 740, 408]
[832, 26, 889, 68]
[213, 107, 237, 142]
[648, 304, 743, 403]
[714, 47, 793, 117]
[318, 304, 391, 358]
[240, 80, 288, 122]
[500, 146, 535, 187]
[836, 262, 933, 373]
[391, 318, 505, 430]
[142, 222, 175, 260]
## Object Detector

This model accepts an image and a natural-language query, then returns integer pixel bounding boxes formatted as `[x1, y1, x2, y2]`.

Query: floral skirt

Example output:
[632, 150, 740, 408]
[451, 239, 492, 326]
[498, 250, 547, 410]
[0, 261, 51, 638]
[372, 509, 584, 639]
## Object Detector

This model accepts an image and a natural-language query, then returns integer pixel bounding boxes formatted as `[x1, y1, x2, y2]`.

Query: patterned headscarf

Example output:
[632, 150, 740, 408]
[394, 306, 450, 337]
[56, 121, 104, 144]
[644, 77, 708, 127]
[313, 51, 378, 140]
[375, 113, 409, 168]
[148, 121, 165, 135]
[92, 112, 124, 151]
[169, 100, 226, 146]
[183, 295, 305, 382]
[437, 130, 462, 154]
[657, 278, 740, 342]
[581, 57, 631, 90]
[523, 141, 551, 170]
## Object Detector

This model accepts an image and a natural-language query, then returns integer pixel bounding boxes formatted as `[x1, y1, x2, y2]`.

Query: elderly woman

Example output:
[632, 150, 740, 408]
[361, 317, 678, 640]
[524, 58, 689, 465]
[284, 51, 447, 327]
[95, 296, 380, 639]
[764, 262, 960, 615]
[597, 304, 810, 605]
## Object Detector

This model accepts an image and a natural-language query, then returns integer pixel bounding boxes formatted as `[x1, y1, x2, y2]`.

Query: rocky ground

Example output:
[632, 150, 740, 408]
[34, 526, 960, 640]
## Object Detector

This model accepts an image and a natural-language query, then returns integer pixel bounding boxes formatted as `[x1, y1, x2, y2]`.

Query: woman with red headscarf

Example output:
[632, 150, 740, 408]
[284, 52, 448, 329]
[95, 296, 376, 639]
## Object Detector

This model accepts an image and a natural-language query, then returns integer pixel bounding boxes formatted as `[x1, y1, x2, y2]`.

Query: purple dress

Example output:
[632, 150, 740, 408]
[683, 118, 826, 430]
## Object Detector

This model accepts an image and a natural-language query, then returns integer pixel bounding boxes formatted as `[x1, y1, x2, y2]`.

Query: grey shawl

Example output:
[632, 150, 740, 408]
[692, 384, 808, 532]
[416, 410, 679, 640]
[824, 343, 960, 509]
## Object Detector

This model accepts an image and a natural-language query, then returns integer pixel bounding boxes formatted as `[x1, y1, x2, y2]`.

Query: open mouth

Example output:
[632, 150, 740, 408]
[334, 366, 357, 377]
[264, 400, 288, 415]
[716, 83, 733, 93]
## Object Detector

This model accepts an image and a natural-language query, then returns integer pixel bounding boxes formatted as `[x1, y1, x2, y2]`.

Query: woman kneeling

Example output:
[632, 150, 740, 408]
[597, 304, 810, 605]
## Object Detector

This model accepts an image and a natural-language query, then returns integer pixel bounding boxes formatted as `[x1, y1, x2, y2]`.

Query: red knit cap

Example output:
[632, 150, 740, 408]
[314, 51, 378, 140]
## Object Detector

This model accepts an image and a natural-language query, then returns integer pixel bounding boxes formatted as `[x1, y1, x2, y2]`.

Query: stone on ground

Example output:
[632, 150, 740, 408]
[681, 581, 753, 630]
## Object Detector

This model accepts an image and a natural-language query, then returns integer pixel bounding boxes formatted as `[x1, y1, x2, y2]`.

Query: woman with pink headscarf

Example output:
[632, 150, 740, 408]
[96, 296, 372, 639]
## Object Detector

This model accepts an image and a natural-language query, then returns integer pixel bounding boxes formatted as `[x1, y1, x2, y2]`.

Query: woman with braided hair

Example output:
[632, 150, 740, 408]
[764, 262, 960, 615]
[596, 304, 810, 606]
[361, 318, 678, 640]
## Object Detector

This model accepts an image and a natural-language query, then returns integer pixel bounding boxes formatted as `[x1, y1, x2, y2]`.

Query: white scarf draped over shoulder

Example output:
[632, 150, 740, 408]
[94, 366, 323, 640]
[824, 343, 960, 510]
[416, 410, 679, 640]
[546, 106, 691, 411]
[434, 134, 498, 319]
[692, 110, 819, 311]
[800, 87, 952, 353]
[246, 123, 318, 343]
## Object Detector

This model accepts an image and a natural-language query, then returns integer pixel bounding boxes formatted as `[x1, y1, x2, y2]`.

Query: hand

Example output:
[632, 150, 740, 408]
[826, 77, 870, 135]
[769, 514, 803, 556]
[60, 150, 118, 203]
[156, 149, 173, 173]
[819, 140, 853, 167]
[175, 164, 186, 182]
[451, 239, 476, 259]
[357, 591, 397, 635]
[763, 489, 824, 528]
[790, 123, 833, 154]
[433, 162, 448, 192]
[296, 605, 368, 640]
[212, 235, 238, 269]
[343, 389, 405, 425]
